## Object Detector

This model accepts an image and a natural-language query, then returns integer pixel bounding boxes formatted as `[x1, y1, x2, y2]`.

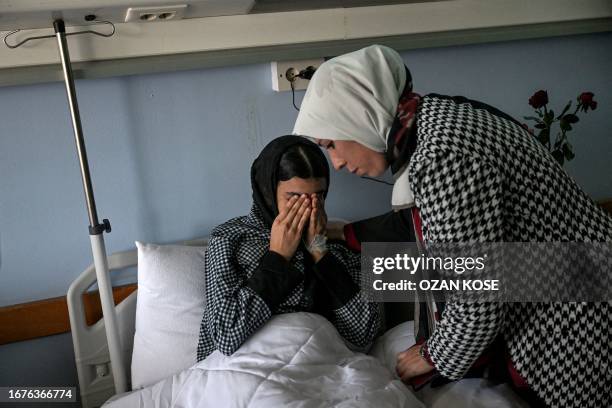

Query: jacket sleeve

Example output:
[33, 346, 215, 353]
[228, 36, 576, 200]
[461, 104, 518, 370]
[204, 236, 303, 355]
[413, 153, 506, 380]
[314, 246, 383, 348]
[344, 209, 416, 251]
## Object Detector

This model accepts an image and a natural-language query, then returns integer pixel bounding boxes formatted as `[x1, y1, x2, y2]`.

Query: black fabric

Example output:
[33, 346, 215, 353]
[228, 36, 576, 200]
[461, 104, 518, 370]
[313, 252, 360, 310]
[245, 247, 356, 316]
[251, 135, 330, 228]
[350, 209, 416, 243]
[246, 250, 303, 311]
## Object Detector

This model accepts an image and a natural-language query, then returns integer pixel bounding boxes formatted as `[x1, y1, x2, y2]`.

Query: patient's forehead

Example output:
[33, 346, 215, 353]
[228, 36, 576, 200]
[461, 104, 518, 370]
[277, 177, 327, 195]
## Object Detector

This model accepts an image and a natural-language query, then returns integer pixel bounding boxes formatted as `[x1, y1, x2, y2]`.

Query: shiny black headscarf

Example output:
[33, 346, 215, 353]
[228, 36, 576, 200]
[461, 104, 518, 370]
[251, 135, 330, 228]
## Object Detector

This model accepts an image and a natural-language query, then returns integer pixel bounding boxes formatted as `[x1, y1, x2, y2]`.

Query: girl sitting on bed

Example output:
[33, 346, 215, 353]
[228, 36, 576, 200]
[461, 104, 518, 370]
[196, 135, 382, 361]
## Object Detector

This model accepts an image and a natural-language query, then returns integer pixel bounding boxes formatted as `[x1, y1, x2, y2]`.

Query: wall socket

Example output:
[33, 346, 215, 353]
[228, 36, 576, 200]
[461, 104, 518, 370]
[125, 5, 188, 23]
[271, 59, 325, 92]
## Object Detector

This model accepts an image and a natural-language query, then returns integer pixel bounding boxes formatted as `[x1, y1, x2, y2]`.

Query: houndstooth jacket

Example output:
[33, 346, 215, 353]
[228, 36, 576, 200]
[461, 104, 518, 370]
[196, 204, 382, 362]
[409, 94, 612, 408]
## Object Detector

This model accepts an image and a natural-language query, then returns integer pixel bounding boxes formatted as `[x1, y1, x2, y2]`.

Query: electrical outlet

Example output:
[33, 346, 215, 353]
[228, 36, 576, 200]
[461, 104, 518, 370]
[125, 5, 188, 23]
[271, 59, 325, 92]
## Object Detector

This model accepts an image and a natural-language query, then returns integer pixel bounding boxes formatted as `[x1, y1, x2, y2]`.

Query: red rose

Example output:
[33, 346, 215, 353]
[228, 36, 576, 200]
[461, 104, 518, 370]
[579, 92, 594, 105]
[579, 92, 597, 112]
[529, 90, 548, 109]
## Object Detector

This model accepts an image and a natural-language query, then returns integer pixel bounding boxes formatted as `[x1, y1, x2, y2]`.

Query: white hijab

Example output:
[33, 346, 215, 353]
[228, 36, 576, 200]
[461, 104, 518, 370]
[293, 44, 406, 153]
[293, 44, 415, 209]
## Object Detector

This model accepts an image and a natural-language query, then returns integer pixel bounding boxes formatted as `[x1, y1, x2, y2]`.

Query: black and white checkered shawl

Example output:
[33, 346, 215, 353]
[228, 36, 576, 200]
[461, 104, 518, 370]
[197, 204, 382, 362]
[410, 94, 612, 408]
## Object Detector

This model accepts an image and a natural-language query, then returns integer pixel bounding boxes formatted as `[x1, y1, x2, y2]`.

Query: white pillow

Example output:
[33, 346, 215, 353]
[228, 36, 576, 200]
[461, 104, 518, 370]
[131, 241, 207, 389]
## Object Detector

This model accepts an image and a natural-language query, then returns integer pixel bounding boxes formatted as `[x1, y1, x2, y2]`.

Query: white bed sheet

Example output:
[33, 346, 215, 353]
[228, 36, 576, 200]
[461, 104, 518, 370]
[104, 314, 528, 408]
[104, 313, 423, 408]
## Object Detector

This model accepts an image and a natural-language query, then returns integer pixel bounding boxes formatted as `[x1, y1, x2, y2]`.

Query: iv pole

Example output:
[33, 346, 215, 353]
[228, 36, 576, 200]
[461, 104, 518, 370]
[53, 19, 127, 395]
[4, 19, 127, 394]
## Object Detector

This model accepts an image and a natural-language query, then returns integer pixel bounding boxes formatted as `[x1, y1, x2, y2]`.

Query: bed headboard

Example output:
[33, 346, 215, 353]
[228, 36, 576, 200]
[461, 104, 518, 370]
[66, 238, 208, 408]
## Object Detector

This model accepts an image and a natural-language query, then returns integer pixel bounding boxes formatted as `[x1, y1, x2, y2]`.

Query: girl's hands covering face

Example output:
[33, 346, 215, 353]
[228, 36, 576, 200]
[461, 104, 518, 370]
[270, 195, 311, 261]
[306, 194, 328, 262]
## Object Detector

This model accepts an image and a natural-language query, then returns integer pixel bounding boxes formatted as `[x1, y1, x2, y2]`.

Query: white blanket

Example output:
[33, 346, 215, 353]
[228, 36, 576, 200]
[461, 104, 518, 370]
[104, 313, 424, 408]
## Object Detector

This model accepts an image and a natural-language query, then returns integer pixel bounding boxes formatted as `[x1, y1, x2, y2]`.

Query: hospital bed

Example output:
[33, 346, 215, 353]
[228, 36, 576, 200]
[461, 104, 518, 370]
[67, 237, 528, 408]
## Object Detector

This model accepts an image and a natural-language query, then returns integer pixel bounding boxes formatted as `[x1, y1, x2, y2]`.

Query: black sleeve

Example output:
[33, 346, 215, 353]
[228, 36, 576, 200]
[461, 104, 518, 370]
[313, 252, 360, 309]
[313, 248, 383, 348]
[350, 209, 416, 243]
[246, 250, 303, 311]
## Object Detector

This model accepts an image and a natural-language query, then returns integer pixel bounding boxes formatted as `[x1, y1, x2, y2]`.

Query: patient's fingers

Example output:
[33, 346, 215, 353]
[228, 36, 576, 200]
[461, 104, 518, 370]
[310, 203, 317, 229]
[297, 205, 311, 232]
[290, 196, 310, 230]
[313, 196, 327, 225]
[285, 195, 307, 224]
[313, 195, 322, 213]
[277, 195, 298, 222]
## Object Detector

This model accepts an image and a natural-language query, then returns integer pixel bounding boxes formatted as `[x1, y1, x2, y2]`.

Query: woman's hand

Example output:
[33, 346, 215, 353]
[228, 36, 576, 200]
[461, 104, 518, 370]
[396, 344, 434, 383]
[270, 195, 311, 261]
[306, 194, 328, 262]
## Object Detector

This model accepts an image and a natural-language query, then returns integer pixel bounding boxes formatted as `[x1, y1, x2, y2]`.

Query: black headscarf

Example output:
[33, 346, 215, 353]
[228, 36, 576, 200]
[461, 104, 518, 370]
[251, 135, 330, 228]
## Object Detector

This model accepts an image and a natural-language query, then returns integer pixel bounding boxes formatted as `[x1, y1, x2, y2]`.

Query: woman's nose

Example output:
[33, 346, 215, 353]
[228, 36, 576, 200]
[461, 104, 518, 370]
[328, 150, 346, 170]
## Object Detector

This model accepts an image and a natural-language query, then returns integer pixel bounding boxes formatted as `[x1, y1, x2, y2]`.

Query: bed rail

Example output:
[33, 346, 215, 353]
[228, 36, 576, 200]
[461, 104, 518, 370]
[67, 249, 137, 408]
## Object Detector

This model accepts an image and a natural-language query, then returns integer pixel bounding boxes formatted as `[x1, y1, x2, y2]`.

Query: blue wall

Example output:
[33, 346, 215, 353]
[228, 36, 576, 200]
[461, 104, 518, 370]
[1, 32, 611, 307]
[1, 32, 611, 389]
